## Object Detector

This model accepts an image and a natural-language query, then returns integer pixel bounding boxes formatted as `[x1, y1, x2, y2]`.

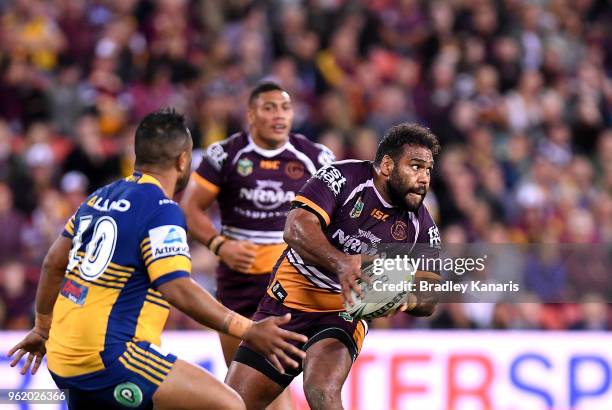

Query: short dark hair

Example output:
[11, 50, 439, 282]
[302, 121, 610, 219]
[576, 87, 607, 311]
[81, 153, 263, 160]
[374, 123, 441, 164]
[248, 81, 287, 105]
[134, 109, 190, 168]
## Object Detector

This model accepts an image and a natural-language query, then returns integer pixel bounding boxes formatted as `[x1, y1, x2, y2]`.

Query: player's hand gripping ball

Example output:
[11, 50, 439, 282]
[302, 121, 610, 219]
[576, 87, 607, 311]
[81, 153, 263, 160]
[344, 259, 415, 319]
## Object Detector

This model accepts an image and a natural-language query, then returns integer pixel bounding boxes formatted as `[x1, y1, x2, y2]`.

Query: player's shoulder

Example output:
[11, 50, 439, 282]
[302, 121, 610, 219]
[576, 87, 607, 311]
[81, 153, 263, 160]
[288, 133, 336, 167]
[417, 203, 436, 225]
[114, 175, 177, 217]
[416, 204, 441, 248]
[150, 197, 185, 223]
[138, 190, 185, 234]
[311, 160, 371, 196]
[202, 132, 248, 170]
[75, 178, 125, 215]
[325, 159, 372, 180]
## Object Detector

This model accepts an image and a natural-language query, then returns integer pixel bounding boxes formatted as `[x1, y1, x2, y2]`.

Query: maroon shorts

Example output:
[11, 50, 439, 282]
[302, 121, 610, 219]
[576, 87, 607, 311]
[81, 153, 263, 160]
[234, 294, 368, 387]
[216, 264, 271, 318]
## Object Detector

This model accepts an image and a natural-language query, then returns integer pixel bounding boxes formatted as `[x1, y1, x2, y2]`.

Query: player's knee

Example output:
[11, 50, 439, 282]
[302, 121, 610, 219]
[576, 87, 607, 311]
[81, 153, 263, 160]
[304, 383, 341, 410]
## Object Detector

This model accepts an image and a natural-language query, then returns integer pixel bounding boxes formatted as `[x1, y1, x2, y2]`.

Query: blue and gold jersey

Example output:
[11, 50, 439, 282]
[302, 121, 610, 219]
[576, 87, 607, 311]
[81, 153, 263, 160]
[46, 172, 191, 379]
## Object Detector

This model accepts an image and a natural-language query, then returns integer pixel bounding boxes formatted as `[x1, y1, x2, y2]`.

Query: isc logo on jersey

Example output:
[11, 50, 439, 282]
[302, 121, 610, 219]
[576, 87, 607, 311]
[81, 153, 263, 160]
[149, 225, 190, 259]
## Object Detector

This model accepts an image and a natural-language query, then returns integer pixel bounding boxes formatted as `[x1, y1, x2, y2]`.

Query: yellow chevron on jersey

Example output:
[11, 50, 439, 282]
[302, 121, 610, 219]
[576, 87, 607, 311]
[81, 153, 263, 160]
[46, 172, 191, 378]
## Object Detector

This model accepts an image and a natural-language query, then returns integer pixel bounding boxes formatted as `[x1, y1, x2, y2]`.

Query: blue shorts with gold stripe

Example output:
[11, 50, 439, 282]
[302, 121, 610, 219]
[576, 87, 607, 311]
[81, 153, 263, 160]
[50, 341, 177, 410]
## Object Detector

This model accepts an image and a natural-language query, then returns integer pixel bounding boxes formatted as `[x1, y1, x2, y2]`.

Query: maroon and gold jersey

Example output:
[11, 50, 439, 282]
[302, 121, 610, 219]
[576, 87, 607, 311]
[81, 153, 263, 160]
[268, 160, 441, 312]
[193, 132, 334, 274]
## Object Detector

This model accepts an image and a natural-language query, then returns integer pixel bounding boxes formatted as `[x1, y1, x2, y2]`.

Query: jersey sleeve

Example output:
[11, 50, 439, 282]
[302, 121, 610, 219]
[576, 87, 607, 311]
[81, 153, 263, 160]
[62, 214, 76, 239]
[192, 141, 228, 194]
[315, 143, 336, 168]
[292, 164, 347, 227]
[140, 204, 191, 288]
[415, 208, 441, 267]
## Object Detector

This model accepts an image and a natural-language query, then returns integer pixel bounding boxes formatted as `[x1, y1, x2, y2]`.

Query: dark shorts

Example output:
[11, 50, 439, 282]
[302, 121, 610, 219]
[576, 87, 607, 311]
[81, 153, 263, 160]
[50, 341, 177, 410]
[216, 264, 271, 318]
[234, 294, 368, 387]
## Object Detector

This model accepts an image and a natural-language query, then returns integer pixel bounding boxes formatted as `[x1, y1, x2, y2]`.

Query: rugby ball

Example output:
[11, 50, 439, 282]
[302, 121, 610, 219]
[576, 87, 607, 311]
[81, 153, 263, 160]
[344, 260, 415, 319]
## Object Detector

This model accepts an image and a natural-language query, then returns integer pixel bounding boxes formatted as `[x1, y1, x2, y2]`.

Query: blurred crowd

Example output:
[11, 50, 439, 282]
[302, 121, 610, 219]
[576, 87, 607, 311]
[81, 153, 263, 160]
[0, 0, 611, 331]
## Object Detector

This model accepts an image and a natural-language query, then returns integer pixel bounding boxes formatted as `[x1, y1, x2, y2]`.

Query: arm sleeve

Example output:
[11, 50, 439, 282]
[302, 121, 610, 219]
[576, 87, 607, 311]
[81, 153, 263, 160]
[415, 208, 441, 269]
[62, 214, 76, 239]
[192, 141, 228, 194]
[315, 143, 336, 168]
[291, 164, 347, 228]
[140, 204, 192, 288]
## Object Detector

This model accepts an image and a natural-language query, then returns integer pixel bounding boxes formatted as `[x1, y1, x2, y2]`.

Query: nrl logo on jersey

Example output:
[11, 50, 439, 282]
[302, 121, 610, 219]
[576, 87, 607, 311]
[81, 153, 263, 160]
[149, 225, 190, 259]
[237, 158, 254, 176]
[349, 196, 364, 218]
[239, 180, 295, 210]
[332, 228, 381, 255]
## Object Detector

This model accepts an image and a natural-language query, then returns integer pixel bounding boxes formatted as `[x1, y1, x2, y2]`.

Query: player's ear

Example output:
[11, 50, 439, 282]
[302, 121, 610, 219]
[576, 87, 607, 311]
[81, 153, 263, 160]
[379, 154, 394, 177]
[246, 103, 255, 125]
[177, 150, 189, 173]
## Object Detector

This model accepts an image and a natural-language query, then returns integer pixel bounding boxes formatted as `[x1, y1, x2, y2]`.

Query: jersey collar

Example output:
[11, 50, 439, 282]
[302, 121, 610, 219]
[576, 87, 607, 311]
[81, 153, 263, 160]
[369, 163, 394, 208]
[247, 134, 290, 157]
[129, 171, 164, 190]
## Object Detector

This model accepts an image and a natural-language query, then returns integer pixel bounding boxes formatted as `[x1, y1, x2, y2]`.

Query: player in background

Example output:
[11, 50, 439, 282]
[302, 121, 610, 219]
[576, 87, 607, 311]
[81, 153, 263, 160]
[180, 82, 333, 408]
[226, 123, 442, 410]
[8, 110, 307, 410]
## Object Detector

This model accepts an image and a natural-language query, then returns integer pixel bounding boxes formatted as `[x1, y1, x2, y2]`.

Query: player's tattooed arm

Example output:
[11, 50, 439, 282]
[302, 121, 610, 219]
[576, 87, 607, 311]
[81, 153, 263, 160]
[8, 235, 72, 375]
[284, 208, 367, 303]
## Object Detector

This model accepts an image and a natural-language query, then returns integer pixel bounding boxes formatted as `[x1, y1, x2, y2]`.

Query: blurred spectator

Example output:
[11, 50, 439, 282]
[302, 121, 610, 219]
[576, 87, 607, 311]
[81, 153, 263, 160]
[0, 260, 36, 329]
[62, 114, 121, 190]
[523, 232, 566, 302]
[60, 170, 89, 214]
[366, 85, 416, 136]
[429, 304, 477, 329]
[23, 188, 70, 264]
[0, 120, 34, 212]
[24, 141, 56, 204]
[570, 294, 610, 331]
[2, 0, 66, 71]
[47, 61, 88, 137]
[0, 181, 27, 262]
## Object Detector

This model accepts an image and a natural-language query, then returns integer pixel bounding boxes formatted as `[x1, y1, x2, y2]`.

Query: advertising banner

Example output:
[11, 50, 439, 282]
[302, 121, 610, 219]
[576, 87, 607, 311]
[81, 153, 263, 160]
[1, 331, 610, 410]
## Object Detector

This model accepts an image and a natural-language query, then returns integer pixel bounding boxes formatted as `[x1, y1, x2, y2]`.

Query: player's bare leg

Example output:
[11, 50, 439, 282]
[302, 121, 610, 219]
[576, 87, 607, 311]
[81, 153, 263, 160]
[220, 334, 294, 410]
[302, 338, 353, 410]
[265, 387, 294, 410]
[220, 333, 242, 365]
[154, 358, 245, 410]
[225, 361, 287, 410]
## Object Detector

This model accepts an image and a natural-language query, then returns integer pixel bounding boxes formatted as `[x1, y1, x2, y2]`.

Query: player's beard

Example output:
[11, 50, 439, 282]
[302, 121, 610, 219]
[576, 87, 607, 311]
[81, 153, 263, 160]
[387, 169, 426, 212]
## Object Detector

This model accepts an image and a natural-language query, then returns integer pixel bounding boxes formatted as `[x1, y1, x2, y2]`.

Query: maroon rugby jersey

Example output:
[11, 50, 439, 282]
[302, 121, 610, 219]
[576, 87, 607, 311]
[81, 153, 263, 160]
[193, 132, 334, 274]
[267, 160, 441, 312]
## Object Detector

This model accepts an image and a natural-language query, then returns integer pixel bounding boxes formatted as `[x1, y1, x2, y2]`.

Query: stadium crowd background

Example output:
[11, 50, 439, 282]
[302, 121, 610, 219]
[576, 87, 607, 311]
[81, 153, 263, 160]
[0, 0, 610, 332]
